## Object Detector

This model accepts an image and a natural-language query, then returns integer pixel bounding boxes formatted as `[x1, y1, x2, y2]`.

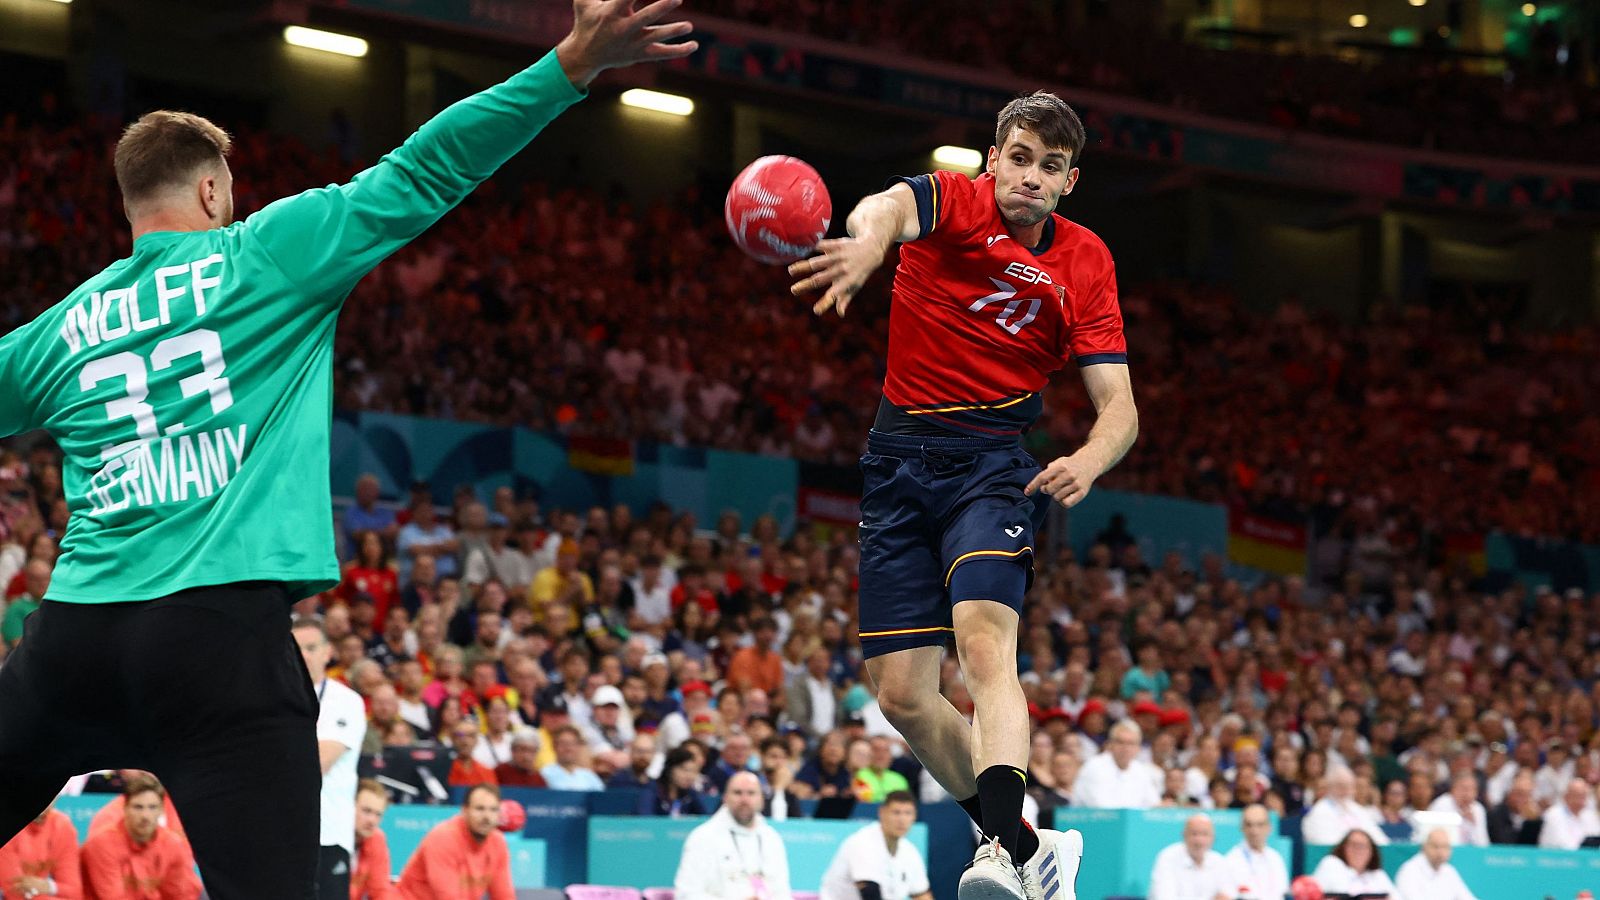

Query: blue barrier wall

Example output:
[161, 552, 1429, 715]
[587, 815, 929, 892]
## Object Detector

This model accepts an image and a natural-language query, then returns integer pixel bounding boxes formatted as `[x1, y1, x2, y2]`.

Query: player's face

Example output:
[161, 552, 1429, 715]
[466, 791, 501, 839]
[986, 126, 1077, 228]
[355, 791, 387, 840]
[125, 791, 163, 843]
[879, 800, 916, 839]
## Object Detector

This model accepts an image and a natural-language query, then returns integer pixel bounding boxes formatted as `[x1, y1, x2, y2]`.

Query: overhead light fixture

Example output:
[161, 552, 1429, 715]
[933, 145, 984, 170]
[41, 0, 72, 4]
[1408, 0, 1426, 6]
[620, 89, 694, 116]
[1521, 2, 1536, 15]
[283, 25, 369, 58]
[1349, 14, 1370, 27]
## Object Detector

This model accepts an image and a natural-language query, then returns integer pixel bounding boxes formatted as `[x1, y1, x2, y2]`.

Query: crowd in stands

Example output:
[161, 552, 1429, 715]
[3, 115, 1597, 550]
[697, 0, 1600, 164]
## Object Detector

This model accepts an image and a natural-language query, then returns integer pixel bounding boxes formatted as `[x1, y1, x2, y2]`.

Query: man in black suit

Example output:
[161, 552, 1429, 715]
[1488, 769, 1543, 845]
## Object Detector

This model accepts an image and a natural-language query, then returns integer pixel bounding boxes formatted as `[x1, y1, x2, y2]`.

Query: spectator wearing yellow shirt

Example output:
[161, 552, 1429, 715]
[528, 540, 594, 616]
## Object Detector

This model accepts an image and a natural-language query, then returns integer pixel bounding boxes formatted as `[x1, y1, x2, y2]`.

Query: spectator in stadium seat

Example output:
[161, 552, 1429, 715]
[351, 780, 397, 900]
[446, 721, 498, 788]
[853, 737, 910, 803]
[795, 731, 854, 800]
[494, 728, 549, 788]
[1429, 770, 1490, 847]
[1487, 770, 1542, 845]
[0, 801, 80, 900]
[642, 746, 711, 817]
[608, 732, 661, 789]
[727, 617, 785, 696]
[784, 647, 840, 742]
[630, 555, 676, 628]
[1375, 779, 1416, 842]
[1310, 830, 1400, 899]
[581, 684, 634, 759]
[423, 646, 470, 712]
[87, 771, 186, 843]
[1395, 828, 1478, 900]
[1147, 814, 1230, 900]
[1073, 720, 1162, 809]
[398, 500, 459, 584]
[761, 737, 804, 821]
[1538, 777, 1600, 850]
[364, 685, 404, 756]
[472, 695, 516, 771]
[80, 777, 202, 900]
[675, 772, 791, 900]
[342, 531, 400, 630]
[397, 554, 438, 617]
[344, 474, 398, 558]
[1302, 766, 1389, 846]
[819, 791, 930, 900]
[393, 658, 433, 733]
[0, 558, 49, 648]
[396, 784, 513, 900]
[656, 679, 713, 752]
[541, 724, 604, 791]
[529, 540, 593, 608]
[1121, 640, 1169, 700]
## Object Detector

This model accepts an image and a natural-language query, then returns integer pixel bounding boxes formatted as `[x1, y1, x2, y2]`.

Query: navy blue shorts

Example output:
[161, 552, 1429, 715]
[857, 429, 1042, 659]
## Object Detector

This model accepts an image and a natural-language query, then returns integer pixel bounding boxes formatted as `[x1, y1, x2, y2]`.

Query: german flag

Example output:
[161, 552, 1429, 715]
[1227, 506, 1307, 576]
[567, 435, 635, 477]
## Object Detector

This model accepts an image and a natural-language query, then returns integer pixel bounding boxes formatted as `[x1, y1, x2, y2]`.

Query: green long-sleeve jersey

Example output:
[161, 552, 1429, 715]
[0, 50, 585, 603]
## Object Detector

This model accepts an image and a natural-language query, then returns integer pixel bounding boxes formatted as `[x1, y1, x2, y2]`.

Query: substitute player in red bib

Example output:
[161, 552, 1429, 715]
[790, 93, 1137, 900]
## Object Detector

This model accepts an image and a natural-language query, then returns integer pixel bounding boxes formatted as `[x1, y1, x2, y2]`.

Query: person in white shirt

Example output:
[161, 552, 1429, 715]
[629, 555, 676, 627]
[1427, 771, 1490, 847]
[820, 791, 931, 900]
[1395, 829, 1478, 900]
[1147, 815, 1231, 900]
[1534, 742, 1574, 807]
[293, 618, 369, 900]
[676, 771, 792, 900]
[1539, 777, 1600, 850]
[1311, 829, 1401, 899]
[1223, 804, 1289, 900]
[1301, 766, 1389, 846]
[1073, 720, 1162, 809]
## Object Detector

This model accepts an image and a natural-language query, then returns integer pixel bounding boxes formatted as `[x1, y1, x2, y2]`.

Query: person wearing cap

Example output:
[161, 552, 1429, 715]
[396, 784, 514, 900]
[0, 799, 81, 900]
[80, 776, 202, 900]
[1076, 699, 1109, 746]
[494, 728, 549, 788]
[541, 724, 604, 791]
[658, 679, 714, 752]
[1395, 828, 1478, 900]
[674, 771, 792, 900]
[1223, 804, 1289, 900]
[581, 684, 635, 758]
[1073, 719, 1161, 809]
[528, 539, 594, 608]
[638, 652, 679, 730]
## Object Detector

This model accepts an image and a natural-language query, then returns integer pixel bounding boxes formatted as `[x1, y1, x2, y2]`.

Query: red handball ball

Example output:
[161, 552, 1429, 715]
[1289, 876, 1324, 900]
[498, 799, 526, 833]
[725, 155, 832, 265]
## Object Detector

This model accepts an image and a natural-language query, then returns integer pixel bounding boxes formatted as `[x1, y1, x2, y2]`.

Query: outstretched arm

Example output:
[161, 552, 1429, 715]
[788, 182, 920, 317]
[1026, 362, 1137, 508]
[247, 0, 696, 298]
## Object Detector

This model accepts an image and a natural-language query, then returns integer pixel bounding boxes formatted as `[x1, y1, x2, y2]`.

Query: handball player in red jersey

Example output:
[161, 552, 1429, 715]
[789, 93, 1138, 900]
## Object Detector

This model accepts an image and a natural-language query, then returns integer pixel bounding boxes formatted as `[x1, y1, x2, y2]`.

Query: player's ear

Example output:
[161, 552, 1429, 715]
[985, 146, 998, 176]
[1062, 167, 1080, 196]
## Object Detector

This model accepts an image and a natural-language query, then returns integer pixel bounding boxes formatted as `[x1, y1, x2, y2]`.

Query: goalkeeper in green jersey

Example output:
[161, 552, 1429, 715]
[0, 2, 695, 897]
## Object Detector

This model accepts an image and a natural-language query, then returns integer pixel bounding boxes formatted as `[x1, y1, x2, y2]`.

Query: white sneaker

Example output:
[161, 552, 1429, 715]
[1020, 828, 1082, 900]
[960, 837, 1025, 900]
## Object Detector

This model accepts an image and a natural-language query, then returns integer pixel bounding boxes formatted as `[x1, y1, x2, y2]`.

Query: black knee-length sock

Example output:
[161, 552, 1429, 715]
[976, 765, 1028, 861]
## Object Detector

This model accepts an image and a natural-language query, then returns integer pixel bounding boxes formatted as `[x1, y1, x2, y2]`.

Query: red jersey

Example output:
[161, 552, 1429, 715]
[881, 170, 1126, 437]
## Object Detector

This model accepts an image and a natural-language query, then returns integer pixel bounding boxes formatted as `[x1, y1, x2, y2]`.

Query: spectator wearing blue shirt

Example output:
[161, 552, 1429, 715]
[1121, 640, 1171, 700]
[343, 473, 397, 560]
[541, 725, 604, 792]
[397, 499, 460, 583]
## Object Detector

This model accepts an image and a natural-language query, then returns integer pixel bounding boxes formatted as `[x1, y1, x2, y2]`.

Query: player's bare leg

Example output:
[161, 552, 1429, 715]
[868, 646, 979, 802]
[954, 598, 1030, 900]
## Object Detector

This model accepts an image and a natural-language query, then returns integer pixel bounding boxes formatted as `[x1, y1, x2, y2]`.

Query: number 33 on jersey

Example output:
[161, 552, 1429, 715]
[881, 169, 1126, 437]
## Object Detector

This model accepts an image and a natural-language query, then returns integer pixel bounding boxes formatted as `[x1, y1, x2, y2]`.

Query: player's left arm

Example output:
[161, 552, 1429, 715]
[0, 327, 39, 439]
[1026, 253, 1137, 508]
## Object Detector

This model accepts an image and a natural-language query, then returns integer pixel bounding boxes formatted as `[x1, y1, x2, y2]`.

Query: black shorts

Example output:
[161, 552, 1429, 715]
[857, 430, 1042, 659]
[0, 581, 321, 900]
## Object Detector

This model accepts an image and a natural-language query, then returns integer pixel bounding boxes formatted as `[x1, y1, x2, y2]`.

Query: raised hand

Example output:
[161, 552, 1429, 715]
[557, 0, 698, 89]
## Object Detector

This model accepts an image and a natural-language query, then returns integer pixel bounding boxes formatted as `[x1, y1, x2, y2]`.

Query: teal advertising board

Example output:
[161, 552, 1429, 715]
[587, 815, 928, 892]
[1051, 807, 1292, 900]
[1307, 842, 1600, 900]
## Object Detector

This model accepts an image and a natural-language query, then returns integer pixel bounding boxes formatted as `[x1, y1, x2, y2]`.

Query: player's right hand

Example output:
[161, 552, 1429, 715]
[788, 237, 885, 317]
[557, 0, 698, 89]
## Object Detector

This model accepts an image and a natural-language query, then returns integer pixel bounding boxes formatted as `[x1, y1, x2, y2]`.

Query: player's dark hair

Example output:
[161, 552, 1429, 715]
[124, 774, 165, 800]
[883, 790, 917, 808]
[994, 91, 1085, 166]
[114, 111, 232, 210]
[464, 783, 502, 807]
